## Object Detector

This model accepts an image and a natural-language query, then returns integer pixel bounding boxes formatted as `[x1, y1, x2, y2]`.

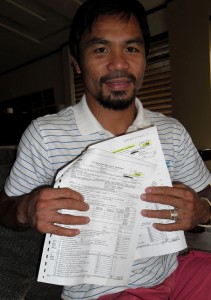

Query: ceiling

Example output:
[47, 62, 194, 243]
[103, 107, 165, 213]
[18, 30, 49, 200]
[0, 0, 166, 75]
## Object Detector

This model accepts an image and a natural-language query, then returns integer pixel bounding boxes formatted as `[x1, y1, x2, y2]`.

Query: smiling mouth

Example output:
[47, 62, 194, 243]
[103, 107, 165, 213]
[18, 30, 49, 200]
[105, 79, 131, 90]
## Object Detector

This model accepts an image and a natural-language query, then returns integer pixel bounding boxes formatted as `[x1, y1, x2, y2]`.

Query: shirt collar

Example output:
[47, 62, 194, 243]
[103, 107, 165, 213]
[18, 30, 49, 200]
[127, 98, 152, 133]
[73, 95, 152, 136]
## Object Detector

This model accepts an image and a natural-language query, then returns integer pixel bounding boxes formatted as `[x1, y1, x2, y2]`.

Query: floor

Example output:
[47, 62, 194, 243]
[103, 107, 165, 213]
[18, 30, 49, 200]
[184, 227, 211, 253]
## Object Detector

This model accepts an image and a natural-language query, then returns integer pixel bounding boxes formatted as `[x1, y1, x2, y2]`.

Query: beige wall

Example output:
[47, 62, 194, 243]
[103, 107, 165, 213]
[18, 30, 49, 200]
[168, 0, 211, 150]
[0, 46, 72, 109]
[148, 8, 168, 37]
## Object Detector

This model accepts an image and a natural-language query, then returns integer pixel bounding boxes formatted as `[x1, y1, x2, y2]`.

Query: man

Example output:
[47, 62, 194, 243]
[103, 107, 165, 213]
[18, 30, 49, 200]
[1, 0, 211, 299]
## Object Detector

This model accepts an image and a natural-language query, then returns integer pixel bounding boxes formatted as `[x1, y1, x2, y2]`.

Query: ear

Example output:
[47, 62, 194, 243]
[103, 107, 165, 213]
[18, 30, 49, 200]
[71, 56, 81, 74]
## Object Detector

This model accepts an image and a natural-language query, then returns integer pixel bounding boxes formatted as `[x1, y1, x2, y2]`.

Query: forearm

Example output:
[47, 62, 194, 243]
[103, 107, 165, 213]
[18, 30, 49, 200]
[198, 184, 211, 199]
[198, 185, 211, 225]
[0, 189, 30, 231]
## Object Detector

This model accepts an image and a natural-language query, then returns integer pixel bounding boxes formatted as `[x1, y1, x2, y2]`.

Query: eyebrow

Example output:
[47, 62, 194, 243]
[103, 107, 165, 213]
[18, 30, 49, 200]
[85, 38, 109, 48]
[85, 37, 145, 48]
[126, 38, 145, 45]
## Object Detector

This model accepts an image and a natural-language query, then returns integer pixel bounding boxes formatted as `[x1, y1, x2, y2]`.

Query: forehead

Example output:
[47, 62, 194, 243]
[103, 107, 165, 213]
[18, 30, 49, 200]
[80, 14, 143, 43]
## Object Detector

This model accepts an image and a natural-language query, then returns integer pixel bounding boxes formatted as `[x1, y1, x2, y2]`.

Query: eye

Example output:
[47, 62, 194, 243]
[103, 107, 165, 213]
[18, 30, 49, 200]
[95, 47, 108, 53]
[126, 47, 138, 53]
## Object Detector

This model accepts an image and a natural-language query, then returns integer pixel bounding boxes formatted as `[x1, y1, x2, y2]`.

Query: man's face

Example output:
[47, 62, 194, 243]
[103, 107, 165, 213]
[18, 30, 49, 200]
[78, 14, 146, 110]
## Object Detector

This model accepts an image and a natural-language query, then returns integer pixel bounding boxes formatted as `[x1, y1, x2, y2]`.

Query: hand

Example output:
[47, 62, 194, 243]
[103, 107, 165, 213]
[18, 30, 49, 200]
[18, 186, 90, 236]
[140, 182, 210, 231]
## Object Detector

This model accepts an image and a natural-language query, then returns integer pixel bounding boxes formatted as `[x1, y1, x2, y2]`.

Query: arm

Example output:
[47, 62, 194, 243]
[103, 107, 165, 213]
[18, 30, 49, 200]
[0, 187, 90, 236]
[140, 183, 211, 231]
[140, 119, 211, 231]
[0, 189, 30, 231]
[198, 184, 211, 199]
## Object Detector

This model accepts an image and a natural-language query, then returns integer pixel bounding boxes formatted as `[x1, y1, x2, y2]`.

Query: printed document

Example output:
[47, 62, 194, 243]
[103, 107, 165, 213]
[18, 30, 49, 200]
[38, 126, 187, 286]
[90, 126, 187, 259]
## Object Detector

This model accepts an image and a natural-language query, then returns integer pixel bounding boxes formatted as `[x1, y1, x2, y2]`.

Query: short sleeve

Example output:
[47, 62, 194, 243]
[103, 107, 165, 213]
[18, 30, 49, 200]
[172, 123, 211, 192]
[4, 120, 54, 196]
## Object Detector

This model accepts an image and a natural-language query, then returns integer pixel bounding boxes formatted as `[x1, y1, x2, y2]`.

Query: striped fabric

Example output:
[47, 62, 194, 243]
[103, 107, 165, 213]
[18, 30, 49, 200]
[4, 96, 211, 300]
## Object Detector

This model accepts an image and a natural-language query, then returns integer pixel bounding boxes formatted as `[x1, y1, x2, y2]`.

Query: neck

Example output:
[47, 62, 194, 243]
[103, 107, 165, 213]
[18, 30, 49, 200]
[86, 98, 137, 136]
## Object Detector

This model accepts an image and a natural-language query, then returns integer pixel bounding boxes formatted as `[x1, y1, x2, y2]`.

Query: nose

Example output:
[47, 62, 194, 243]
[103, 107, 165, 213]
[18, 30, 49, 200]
[107, 51, 129, 71]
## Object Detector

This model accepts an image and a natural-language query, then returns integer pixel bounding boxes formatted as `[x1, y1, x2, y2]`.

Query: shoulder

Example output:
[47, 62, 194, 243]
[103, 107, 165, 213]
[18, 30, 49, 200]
[145, 110, 187, 137]
[23, 106, 76, 138]
[35, 106, 74, 128]
[17, 106, 77, 155]
[145, 110, 193, 159]
[146, 110, 182, 127]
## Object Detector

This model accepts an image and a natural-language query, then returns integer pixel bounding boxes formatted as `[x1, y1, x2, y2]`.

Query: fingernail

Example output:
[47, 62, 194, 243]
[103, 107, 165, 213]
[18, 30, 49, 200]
[85, 217, 90, 224]
[141, 194, 146, 200]
[141, 210, 147, 216]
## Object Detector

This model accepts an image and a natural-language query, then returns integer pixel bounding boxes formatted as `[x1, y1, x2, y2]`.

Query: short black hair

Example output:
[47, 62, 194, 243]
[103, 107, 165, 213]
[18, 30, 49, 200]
[69, 0, 150, 63]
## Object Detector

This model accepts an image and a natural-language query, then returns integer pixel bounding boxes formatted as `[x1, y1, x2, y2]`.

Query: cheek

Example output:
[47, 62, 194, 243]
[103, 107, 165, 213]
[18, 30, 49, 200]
[81, 61, 105, 84]
[135, 63, 146, 81]
[82, 68, 100, 90]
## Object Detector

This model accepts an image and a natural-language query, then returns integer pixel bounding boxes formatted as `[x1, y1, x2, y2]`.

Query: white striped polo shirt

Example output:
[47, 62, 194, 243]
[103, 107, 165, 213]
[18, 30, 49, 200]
[5, 96, 211, 300]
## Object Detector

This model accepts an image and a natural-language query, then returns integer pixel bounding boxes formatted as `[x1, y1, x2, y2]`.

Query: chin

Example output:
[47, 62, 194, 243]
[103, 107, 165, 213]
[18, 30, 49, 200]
[96, 97, 134, 111]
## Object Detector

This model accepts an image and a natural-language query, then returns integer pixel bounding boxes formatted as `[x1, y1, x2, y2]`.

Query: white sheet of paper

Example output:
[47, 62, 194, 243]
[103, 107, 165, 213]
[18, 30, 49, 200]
[90, 126, 187, 258]
[38, 147, 156, 286]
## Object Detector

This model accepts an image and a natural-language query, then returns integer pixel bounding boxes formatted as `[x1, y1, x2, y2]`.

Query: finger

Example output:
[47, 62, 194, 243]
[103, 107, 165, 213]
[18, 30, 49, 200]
[141, 186, 195, 209]
[141, 192, 183, 208]
[43, 223, 81, 237]
[36, 196, 89, 213]
[55, 198, 90, 211]
[54, 213, 90, 226]
[36, 213, 90, 233]
[141, 209, 173, 220]
[153, 222, 182, 232]
[153, 216, 193, 231]
[48, 188, 89, 211]
[35, 206, 90, 224]
[172, 182, 187, 189]
[144, 186, 186, 197]
[44, 187, 84, 202]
